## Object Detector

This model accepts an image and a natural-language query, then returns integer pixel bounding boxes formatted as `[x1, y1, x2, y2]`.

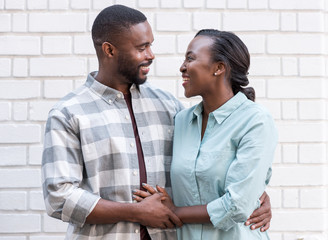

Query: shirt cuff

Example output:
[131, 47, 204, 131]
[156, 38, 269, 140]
[62, 188, 101, 228]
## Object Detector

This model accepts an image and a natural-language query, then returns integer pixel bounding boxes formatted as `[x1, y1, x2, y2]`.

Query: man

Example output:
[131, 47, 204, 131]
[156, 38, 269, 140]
[42, 5, 272, 240]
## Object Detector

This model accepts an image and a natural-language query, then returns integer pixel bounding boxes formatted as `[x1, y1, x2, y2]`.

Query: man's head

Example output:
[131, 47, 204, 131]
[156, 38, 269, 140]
[92, 5, 154, 87]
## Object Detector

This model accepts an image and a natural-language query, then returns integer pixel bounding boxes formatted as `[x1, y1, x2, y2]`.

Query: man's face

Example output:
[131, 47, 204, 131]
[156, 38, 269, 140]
[116, 21, 155, 85]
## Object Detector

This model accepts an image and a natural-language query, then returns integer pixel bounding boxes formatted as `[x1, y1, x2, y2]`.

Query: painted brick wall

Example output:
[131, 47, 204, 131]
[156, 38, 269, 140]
[0, 0, 327, 239]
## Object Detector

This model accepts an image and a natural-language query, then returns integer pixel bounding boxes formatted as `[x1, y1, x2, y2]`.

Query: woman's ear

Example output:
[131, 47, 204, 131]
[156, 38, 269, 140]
[214, 62, 226, 76]
[102, 42, 116, 57]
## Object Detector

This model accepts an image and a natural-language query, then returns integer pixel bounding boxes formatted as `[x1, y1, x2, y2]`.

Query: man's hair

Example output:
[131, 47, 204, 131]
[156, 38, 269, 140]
[92, 5, 147, 47]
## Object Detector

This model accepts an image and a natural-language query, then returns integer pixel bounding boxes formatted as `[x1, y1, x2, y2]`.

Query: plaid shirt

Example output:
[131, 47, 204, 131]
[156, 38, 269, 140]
[42, 72, 184, 240]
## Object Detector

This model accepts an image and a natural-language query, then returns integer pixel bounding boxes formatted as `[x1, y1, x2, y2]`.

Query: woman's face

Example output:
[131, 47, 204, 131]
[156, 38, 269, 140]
[180, 36, 218, 98]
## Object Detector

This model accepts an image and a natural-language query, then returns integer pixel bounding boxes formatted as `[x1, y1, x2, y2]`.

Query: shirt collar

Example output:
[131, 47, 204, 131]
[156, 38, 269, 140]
[85, 71, 139, 103]
[190, 92, 248, 125]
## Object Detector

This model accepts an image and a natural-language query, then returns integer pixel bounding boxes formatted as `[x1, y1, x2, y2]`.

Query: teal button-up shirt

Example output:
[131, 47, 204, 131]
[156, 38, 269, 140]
[171, 92, 277, 240]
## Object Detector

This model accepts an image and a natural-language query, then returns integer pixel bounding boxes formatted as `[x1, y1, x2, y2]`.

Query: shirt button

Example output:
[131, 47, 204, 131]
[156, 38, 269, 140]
[125, 115, 129, 120]
[108, 99, 112, 104]
[130, 143, 135, 147]
[168, 129, 171, 133]
[135, 229, 139, 233]
[117, 93, 122, 98]
[133, 170, 138, 176]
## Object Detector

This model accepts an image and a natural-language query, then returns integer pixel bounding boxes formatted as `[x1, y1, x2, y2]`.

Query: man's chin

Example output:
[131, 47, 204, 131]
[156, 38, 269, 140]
[134, 77, 147, 85]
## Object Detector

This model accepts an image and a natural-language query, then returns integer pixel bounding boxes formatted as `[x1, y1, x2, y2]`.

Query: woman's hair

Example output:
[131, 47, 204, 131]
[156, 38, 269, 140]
[92, 5, 147, 47]
[195, 29, 255, 101]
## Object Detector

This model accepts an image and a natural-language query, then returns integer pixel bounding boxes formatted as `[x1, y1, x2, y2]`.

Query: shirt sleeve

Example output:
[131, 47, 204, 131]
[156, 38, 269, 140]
[41, 108, 101, 228]
[207, 110, 278, 231]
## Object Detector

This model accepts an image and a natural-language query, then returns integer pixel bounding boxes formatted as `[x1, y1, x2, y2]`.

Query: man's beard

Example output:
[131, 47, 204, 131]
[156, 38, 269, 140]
[117, 53, 152, 86]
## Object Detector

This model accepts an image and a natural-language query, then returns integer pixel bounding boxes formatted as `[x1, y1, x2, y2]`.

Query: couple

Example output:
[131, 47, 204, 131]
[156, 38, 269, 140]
[41, 4, 277, 240]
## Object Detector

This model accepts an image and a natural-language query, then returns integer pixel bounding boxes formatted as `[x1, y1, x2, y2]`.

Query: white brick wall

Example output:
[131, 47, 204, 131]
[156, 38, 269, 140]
[0, 1, 327, 239]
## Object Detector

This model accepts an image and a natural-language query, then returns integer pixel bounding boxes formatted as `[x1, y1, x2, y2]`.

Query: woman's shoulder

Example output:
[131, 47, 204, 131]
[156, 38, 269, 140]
[239, 99, 274, 123]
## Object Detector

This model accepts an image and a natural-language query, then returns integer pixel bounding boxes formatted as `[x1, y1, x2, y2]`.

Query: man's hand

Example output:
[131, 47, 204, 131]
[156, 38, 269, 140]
[245, 191, 272, 232]
[135, 193, 183, 229]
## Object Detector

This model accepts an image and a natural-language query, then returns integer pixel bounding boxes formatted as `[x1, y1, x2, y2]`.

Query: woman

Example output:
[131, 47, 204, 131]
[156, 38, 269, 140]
[135, 29, 277, 239]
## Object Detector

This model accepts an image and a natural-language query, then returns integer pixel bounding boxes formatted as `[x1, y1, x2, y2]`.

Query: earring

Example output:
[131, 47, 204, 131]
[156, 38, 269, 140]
[214, 72, 218, 76]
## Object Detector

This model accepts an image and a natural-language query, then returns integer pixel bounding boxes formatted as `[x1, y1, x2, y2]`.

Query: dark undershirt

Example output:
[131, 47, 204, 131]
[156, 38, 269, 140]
[124, 93, 151, 240]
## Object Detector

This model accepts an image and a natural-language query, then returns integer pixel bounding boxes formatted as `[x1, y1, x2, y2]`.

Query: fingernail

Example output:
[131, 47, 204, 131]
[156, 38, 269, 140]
[142, 183, 147, 186]
[132, 189, 138, 194]
[251, 225, 255, 230]
[245, 221, 250, 226]
[132, 195, 137, 199]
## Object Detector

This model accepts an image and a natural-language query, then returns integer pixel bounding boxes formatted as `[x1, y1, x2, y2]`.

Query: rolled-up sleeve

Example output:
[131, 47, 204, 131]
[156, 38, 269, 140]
[207, 111, 278, 231]
[42, 109, 100, 227]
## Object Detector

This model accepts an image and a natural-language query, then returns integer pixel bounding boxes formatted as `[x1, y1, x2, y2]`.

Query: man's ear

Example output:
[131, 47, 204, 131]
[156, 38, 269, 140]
[102, 42, 116, 57]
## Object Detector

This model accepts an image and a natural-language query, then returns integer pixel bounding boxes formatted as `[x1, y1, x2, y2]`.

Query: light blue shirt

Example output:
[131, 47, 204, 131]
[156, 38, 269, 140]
[171, 92, 278, 240]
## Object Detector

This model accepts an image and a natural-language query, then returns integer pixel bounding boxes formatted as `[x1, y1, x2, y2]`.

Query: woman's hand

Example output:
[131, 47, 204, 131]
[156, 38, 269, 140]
[245, 191, 272, 232]
[133, 184, 177, 212]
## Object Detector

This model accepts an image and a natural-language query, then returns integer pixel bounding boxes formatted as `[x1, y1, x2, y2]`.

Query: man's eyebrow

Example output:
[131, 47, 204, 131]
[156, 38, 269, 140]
[135, 39, 154, 48]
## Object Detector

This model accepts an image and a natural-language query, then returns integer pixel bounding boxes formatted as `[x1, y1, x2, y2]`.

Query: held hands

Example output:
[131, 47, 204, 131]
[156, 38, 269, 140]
[133, 184, 182, 229]
[245, 191, 272, 232]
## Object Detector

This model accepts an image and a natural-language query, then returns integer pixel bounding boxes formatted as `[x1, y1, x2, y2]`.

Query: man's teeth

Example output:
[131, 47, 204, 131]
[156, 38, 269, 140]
[141, 66, 149, 70]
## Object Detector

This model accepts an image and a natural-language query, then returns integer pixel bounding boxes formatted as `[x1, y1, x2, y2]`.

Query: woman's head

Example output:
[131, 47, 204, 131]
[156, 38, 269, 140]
[195, 29, 255, 101]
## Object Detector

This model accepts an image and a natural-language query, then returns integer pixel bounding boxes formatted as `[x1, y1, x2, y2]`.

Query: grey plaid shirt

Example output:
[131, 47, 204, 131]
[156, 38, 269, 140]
[42, 72, 184, 240]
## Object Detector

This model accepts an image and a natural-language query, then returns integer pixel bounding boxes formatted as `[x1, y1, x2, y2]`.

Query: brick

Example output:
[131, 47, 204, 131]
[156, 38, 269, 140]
[0, 237, 26, 240]
[300, 57, 325, 77]
[152, 35, 176, 54]
[0, 102, 10, 120]
[27, 0, 47, 9]
[193, 12, 221, 30]
[0, 13, 10, 32]
[0, 124, 41, 143]
[300, 188, 327, 208]
[71, 0, 90, 9]
[156, 13, 191, 31]
[271, 210, 325, 231]
[0, 81, 40, 99]
[239, 34, 265, 54]
[299, 100, 326, 120]
[298, 12, 324, 32]
[282, 57, 298, 76]
[268, 34, 323, 54]
[249, 78, 265, 98]
[257, 100, 281, 120]
[248, 0, 268, 9]
[44, 80, 74, 99]
[281, 13, 296, 31]
[29, 145, 43, 165]
[299, 143, 326, 164]
[13, 58, 28, 77]
[227, 0, 247, 9]
[43, 214, 68, 232]
[115, 0, 136, 7]
[282, 144, 298, 163]
[282, 101, 297, 119]
[160, 0, 181, 8]
[268, 233, 282, 240]
[5, 0, 25, 9]
[43, 36, 72, 55]
[88, 58, 98, 73]
[29, 191, 45, 210]
[30, 58, 87, 77]
[177, 34, 194, 53]
[0, 146, 26, 166]
[277, 122, 326, 142]
[139, 0, 159, 8]
[267, 78, 325, 99]
[0, 36, 40, 55]
[183, 0, 203, 8]
[0, 169, 41, 188]
[283, 189, 299, 208]
[29, 13, 87, 32]
[269, 0, 324, 10]
[92, 0, 114, 9]
[0, 214, 41, 233]
[155, 57, 183, 77]
[273, 143, 282, 164]
[13, 13, 27, 32]
[30, 101, 57, 121]
[270, 165, 324, 187]
[249, 57, 280, 76]
[49, 0, 68, 9]
[0, 191, 27, 210]
[30, 236, 66, 240]
[206, 0, 225, 8]
[223, 12, 279, 31]
[148, 78, 177, 95]
[266, 188, 282, 208]
[13, 102, 28, 121]
[0, 0, 3, 9]
[74, 35, 95, 54]
[0, 58, 11, 76]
